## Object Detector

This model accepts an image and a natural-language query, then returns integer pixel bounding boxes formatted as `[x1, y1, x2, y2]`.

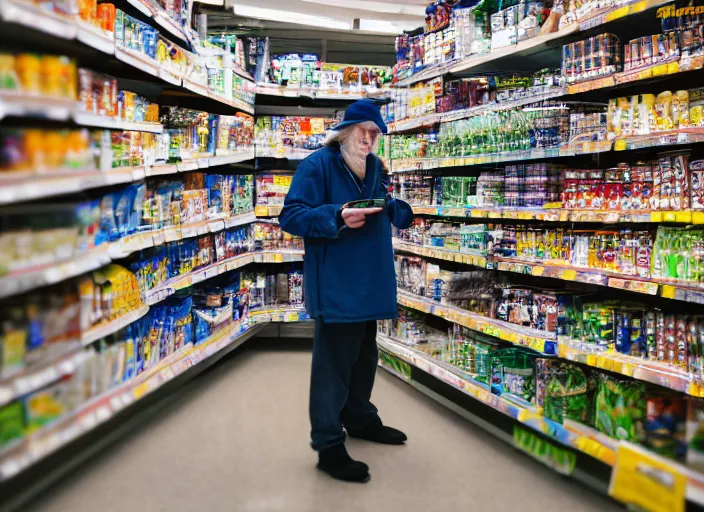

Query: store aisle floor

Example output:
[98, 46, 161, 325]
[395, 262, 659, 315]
[29, 343, 620, 512]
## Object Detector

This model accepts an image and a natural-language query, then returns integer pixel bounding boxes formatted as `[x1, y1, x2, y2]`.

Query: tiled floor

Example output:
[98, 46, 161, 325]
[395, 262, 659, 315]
[30, 343, 620, 512]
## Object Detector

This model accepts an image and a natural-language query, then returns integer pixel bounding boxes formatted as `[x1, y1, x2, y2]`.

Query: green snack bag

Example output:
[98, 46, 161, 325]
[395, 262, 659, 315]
[0, 402, 25, 447]
[544, 363, 593, 425]
[594, 374, 646, 442]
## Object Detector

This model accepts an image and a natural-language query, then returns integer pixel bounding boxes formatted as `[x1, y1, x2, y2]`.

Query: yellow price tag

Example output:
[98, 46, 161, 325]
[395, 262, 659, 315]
[660, 285, 676, 299]
[629, 0, 648, 13]
[611, 360, 624, 374]
[532, 266, 545, 277]
[622, 363, 635, 377]
[692, 211, 704, 224]
[562, 269, 577, 281]
[587, 354, 597, 367]
[614, 139, 627, 151]
[651, 211, 664, 223]
[675, 211, 692, 223]
[609, 442, 686, 512]
[254, 205, 269, 217]
[605, 5, 630, 21]
[663, 211, 677, 222]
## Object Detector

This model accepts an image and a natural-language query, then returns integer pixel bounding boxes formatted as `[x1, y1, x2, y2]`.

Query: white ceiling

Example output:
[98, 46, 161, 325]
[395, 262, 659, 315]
[226, 0, 426, 34]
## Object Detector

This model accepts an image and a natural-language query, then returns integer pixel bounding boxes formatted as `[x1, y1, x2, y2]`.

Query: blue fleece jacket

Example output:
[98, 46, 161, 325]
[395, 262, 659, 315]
[279, 143, 413, 323]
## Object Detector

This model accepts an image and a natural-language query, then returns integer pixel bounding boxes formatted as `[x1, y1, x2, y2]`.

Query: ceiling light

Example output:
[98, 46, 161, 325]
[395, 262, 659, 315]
[298, 0, 425, 16]
[232, 5, 352, 30]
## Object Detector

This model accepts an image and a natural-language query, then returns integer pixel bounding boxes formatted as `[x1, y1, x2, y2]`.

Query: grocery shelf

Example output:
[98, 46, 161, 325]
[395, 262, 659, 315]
[0, 246, 112, 300]
[388, 128, 704, 174]
[254, 205, 283, 218]
[0, 0, 76, 39]
[396, 265, 704, 397]
[377, 333, 704, 510]
[0, 305, 309, 483]
[255, 84, 389, 101]
[114, 45, 160, 78]
[0, 166, 144, 206]
[393, 240, 488, 268]
[390, 60, 704, 134]
[397, 289, 557, 354]
[0, 347, 87, 408]
[0, 89, 74, 121]
[108, 211, 257, 259]
[123, 0, 191, 46]
[557, 338, 704, 397]
[393, 239, 704, 303]
[378, 334, 612, 460]
[255, 147, 315, 160]
[493, 256, 703, 301]
[0, 89, 165, 131]
[0, 322, 246, 481]
[387, 88, 568, 133]
[81, 305, 150, 347]
[208, 149, 256, 167]
[0, 148, 254, 207]
[389, 145, 601, 173]
[394, 0, 668, 87]
[410, 205, 696, 224]
[566, 56, 703, 96]
[395, 26, 575, 87]
[0, 210, 260, 300]
[75, 20, 114, 55]
[0, 0, 256, 115]
[143, 249, 305, 306]
[73, 111, 164, 133]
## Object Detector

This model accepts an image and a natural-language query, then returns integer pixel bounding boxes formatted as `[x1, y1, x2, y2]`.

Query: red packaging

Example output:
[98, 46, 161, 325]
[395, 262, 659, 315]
[651, 160, 662, 209]
[672, 153, 690, 210]
[691, 159, 704, 210]
[604, 183, 622, 210]
[622, 182, 633, 210]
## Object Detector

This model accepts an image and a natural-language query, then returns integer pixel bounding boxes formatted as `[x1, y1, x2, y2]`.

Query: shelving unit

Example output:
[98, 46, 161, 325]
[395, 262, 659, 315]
[7, 0, 704, 509]
[370, 1, 704, 510]
[0, 0, 306, 503]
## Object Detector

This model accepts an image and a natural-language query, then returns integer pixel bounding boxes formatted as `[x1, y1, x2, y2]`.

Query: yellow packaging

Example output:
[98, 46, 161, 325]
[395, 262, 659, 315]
[673, 90, 690, 127]
[15, 54, 41, 93]
[655, 91, 673, 130]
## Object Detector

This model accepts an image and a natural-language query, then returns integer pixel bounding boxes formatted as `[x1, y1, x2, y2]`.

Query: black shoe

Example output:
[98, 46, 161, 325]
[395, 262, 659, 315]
[317, 443, 370, 483]
[348, 421, 407, 445]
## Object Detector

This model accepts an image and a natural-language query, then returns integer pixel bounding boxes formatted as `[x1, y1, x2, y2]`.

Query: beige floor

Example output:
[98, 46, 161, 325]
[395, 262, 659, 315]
[29, 343, 620, 512]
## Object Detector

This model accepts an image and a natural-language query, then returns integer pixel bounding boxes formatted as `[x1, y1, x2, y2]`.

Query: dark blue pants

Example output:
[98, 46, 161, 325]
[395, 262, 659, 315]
[310, 320, 381, 451]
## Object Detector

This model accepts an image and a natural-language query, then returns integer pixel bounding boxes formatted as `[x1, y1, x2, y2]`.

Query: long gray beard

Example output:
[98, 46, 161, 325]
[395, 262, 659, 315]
[340, 143, 368, 179]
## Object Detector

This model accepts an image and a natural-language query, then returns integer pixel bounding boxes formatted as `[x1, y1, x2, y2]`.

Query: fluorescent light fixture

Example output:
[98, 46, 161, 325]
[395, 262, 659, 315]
[356, 18, 407, 34]
[232, 5, 352, 30]
[298, 0, 426, 16]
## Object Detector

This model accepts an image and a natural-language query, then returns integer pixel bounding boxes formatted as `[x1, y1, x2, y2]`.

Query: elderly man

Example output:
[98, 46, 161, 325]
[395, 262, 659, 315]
[279, 99, 413, 483]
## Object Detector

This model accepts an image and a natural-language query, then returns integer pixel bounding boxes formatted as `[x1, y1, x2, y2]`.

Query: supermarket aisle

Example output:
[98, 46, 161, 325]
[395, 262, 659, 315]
[29, 342, 619, 512]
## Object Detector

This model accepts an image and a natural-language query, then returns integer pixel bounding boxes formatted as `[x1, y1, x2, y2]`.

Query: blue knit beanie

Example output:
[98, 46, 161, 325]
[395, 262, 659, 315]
[332, 98, 388, 134]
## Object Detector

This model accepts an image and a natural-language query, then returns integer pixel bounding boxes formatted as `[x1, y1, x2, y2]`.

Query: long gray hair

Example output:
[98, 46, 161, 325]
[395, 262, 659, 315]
[324, 121, 380, 149]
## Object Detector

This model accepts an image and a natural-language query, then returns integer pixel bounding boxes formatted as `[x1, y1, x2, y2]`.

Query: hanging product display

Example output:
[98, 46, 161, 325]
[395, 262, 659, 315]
[252, 47, 392, 93]
[254, 116, 336, 156]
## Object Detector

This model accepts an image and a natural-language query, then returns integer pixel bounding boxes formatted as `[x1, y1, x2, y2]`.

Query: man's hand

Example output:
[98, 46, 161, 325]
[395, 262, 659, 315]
[341, 207, 383, 229]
